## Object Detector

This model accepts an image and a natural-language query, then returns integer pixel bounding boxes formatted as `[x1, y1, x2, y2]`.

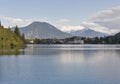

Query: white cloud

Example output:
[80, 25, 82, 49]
[56, 19, 71, 27]
[59, 6, 120, 34]
[0, 16, 50, 28]
[60, 25, 84, 32]
[0, 16, 33, 27]
[87, 6, 120, 34]
[1, 6, 120, 34]
[90, 6, 120, 22]
[81, 21, 111, 33]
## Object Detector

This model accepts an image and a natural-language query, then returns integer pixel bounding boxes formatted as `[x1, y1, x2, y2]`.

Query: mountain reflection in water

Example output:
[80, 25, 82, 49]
[0, 44, 120, 84]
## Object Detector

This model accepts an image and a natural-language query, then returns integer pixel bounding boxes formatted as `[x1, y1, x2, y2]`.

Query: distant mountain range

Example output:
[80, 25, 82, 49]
[17, 22, 72, 39]
[12, 22, 110, 39]
[70, 28, 109, 38]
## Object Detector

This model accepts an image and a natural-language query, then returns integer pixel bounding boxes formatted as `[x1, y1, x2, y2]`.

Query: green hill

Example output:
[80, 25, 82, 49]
[0, 25, 24, 48]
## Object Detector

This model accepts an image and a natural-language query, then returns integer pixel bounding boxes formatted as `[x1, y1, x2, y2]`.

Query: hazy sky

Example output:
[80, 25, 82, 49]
[0, 0, 120, 34]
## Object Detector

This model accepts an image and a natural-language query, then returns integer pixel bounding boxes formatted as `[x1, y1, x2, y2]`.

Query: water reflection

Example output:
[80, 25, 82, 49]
[0, 44, 120, 84]
[60, 50, 120, 63]
[23, 44, 120, 55]
[1, 44, 120, 56]
[0, 48, 25, 56]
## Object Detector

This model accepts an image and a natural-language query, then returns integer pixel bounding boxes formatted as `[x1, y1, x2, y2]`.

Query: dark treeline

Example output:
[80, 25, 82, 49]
[26, 32, 120, 44]
[26, 37, 84, 44]
[83, 32, 120, 44]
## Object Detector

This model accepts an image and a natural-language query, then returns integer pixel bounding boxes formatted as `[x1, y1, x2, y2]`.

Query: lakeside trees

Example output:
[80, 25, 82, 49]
[0, 23, 25, 48]
[14, 26, 25, 43]
[14, 26, 21, 37]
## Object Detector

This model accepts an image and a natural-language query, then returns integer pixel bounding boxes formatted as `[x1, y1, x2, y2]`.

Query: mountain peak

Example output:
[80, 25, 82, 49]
[29, 21, 49, 26]
[19, 21, 72, 39]
[84, 28, 90, 30]
[32, 21, 47, 24]
[70, 28, 109, 38]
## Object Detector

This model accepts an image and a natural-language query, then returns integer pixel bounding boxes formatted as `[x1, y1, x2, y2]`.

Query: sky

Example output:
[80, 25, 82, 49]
[0, 0, 120, 34]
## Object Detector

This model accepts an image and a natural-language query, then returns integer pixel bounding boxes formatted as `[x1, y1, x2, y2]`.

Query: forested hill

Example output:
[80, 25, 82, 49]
[0, 24, 24, 48]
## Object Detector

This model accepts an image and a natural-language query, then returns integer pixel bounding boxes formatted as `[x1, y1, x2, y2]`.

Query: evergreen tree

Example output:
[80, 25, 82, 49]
[0, 21, 1, 27]
[0, 21, 4, 28]
[0, 23, 24, 48]
[22, 33, 25, 42]
[14, 25, 21, 37]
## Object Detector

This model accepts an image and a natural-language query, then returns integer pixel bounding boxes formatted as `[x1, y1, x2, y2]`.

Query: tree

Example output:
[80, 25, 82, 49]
[0, 21, 3, 28]
[14, 25, 21, 37]
[0, 21, 1, 27]
[21, 33, 25, 42]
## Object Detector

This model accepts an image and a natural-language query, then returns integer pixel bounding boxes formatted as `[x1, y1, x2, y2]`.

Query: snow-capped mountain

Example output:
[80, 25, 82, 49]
[70, 28, 109, 38]
[18, 22, 72, 39]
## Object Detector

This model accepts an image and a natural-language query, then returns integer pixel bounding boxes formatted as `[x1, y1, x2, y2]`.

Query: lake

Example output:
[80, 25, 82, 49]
[0, 44, 120, 84]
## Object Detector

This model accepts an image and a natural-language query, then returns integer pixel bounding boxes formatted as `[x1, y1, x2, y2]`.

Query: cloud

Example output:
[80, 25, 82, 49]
[56, 19, 86, 32]
[60, 25, 84, 32]
[0, 16, 33, 27]
[86, 6, 120, 34]
[80, 21, 110, 33]
[56, 19, 71, 27]
[90, 6, 120, 22]
[59, 6, 120, 34]
[0, 16, 50, 27]
[1, 6, 120, 34]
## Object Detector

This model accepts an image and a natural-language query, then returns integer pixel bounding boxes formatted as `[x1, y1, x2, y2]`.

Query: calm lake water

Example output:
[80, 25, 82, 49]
[0, 44, 120, 84]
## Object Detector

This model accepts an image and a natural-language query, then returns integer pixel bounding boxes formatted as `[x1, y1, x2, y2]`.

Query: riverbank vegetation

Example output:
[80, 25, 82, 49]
[0, 22, 25, 48]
